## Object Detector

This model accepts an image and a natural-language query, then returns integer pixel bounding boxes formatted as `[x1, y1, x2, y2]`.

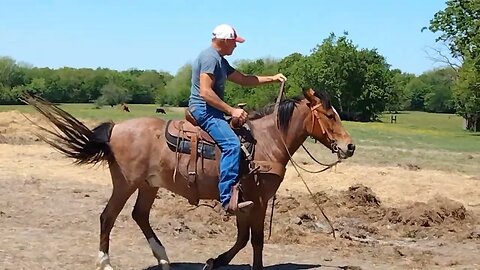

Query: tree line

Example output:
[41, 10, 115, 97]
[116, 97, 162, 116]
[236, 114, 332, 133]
[0, 0, 478, 130]
[0, 37, 458, 121]
[0, 60, 173, 106]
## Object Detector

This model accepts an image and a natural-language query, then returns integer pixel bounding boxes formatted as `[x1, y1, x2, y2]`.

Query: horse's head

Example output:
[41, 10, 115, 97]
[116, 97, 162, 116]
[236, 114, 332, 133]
[303, 88, 355, 159]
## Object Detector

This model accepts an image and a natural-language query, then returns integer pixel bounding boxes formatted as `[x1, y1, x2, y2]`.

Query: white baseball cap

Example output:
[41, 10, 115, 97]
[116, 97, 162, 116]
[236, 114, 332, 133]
[212, 24, 245, 43]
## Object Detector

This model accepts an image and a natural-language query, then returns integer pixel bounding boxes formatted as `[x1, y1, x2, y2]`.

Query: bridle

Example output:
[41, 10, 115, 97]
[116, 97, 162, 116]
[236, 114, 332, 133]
[307, 103, 339, 155]
[273, 82, 340, 170]
[269, 82, 338, 239]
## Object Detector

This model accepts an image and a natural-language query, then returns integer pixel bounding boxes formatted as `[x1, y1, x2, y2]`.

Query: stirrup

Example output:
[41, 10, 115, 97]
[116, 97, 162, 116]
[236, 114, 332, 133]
[224, 200, 254, 214]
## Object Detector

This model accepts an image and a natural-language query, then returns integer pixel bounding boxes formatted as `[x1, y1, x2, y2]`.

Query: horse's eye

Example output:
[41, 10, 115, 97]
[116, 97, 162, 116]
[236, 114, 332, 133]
[326, 113, 335, 119]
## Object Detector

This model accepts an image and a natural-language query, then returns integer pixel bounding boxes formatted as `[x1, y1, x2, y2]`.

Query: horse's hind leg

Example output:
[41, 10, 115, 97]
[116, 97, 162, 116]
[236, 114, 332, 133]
[96, 163, 137, 270]
[204, 214, 250, 269]
[132, 182, 170, 270]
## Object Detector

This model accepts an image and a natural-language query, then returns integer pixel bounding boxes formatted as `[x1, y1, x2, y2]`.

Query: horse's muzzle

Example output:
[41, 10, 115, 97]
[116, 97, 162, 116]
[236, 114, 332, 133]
[346, 143, 355, 157]
[333, 142, 355, 159]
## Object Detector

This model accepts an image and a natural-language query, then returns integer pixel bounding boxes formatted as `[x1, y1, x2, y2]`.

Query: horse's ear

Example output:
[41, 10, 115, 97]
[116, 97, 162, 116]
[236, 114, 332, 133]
[303, 88, 317, 104]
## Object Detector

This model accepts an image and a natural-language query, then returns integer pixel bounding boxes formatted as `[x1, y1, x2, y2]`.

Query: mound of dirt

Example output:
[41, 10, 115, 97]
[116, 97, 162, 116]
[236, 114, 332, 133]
[275, 195, 301, 213]
[0, 110, 98, 145]
[0, 111, 50, 145]
[343, 184, 381, 207]
[467, 226, 480, 239]
[267, 186, 475, 244]
[0, 133, 41, 145]
[385, 196, 467, 227]
[146, 183, 478, 246]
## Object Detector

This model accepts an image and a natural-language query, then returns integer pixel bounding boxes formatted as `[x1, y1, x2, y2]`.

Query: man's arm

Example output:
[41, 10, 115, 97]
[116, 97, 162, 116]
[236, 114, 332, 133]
[228, 70, 286, 86]
[199, 73, 234, 115]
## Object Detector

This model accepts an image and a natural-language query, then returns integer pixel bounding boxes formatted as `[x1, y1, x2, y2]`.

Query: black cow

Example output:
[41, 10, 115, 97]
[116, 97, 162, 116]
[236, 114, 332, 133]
[156, 108, 166, 114]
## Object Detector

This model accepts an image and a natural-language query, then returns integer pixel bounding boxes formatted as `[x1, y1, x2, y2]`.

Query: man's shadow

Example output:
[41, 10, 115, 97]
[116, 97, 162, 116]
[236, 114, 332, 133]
[144, 262, 352, 269]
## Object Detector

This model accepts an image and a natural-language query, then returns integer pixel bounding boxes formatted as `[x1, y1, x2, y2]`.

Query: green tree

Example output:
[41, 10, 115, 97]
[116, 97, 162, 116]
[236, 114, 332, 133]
[423, 68, 456, 113]
[0, 55, 176, 105]
[429, 0, 480, 61]
[278, 53, 307, 97]
[137, 70, 172, 103]
[403, 68, 456, 112]
[160, 64, 192, 106]
[389, 69, 416, 112]
[456, 59, 480, 131]
[0, 57, 26, 88]
[119, 69, 169, 104]
[225, 58, 280, 110]
[404, 77, 430, 110]
[0, 84, 16, 104]
[429, 0, 480, 130]
[301, 33, 393, 121]
[95, 82, 131, 107]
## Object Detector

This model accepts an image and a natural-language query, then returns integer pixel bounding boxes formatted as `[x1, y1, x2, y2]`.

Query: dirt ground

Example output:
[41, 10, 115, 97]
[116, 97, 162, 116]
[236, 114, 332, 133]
[1, 111, 480, 270]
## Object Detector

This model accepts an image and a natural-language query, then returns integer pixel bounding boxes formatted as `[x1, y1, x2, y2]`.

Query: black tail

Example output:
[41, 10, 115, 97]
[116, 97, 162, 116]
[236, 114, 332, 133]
[20, 94, 115, 165]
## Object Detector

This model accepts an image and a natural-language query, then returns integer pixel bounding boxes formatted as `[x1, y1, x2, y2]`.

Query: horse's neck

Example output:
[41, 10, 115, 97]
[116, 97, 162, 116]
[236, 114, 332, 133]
[250, 104, 309, 165]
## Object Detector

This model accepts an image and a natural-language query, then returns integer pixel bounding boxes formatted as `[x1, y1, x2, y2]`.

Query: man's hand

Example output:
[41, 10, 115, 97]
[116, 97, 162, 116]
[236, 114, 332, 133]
[272, 73, 287, 82]
[230, 108, 248, 126]
[231, 108, 248, 120]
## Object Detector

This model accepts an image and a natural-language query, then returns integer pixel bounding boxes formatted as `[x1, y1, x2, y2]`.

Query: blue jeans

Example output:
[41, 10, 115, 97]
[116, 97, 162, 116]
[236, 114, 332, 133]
[189, 105, 241, 208]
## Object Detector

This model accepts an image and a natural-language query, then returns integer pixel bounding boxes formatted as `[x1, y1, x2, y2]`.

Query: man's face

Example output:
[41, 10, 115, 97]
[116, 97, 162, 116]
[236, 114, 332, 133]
[223, 39, 237, 55]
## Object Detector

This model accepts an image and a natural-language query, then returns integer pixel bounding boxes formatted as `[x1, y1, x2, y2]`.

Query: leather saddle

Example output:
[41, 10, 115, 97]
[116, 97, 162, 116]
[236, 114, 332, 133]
[165, 109, 255, 160]
[164, 109, 256, 205]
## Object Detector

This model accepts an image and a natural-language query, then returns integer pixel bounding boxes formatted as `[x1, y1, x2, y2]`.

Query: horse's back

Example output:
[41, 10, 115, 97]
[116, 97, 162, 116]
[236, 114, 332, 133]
[107, 116, 219, 200]
[117, 116, 166, 127]
[111, 116, 166, 141]
[108, 117, 171, 180]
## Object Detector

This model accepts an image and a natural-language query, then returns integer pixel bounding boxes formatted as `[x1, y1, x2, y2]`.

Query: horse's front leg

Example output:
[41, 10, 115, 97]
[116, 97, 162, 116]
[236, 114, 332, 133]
[203, 214, 250, 269]
[250, 202, 268, 270]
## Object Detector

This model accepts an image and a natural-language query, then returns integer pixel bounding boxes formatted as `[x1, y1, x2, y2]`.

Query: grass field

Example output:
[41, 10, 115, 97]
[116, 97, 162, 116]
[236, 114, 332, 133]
[1, 103, 479, 174]
[347, 111, 479, 152]
[342, 112, 479, 175]
[0, 103, 185, 122]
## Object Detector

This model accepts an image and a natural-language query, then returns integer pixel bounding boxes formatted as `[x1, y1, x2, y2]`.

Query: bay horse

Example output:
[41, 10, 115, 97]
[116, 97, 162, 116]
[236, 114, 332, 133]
[22, 87, 355, 270]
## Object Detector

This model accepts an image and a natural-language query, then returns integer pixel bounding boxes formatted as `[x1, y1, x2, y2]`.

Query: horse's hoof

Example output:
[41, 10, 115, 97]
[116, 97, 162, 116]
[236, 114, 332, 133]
[96, 264, 113, 270]
[202, 258, 214, 270]
[96, 251, 114, 270]
[159, 259, 170, 270]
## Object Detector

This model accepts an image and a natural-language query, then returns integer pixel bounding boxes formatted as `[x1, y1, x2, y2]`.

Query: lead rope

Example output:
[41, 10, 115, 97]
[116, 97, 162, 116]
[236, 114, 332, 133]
[268, 81, 285, 240]
[268, 82, 336, 240]
[275, 127, 337, 239]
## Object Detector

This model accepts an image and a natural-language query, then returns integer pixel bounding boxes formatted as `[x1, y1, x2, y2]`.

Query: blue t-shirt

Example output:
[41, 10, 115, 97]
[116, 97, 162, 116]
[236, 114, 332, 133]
[188, 46, 235, 114]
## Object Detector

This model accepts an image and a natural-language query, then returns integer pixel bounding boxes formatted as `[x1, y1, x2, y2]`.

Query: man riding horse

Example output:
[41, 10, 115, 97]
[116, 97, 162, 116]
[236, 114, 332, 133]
[22, 24, 356, 270]
[188, 24, 287, 214]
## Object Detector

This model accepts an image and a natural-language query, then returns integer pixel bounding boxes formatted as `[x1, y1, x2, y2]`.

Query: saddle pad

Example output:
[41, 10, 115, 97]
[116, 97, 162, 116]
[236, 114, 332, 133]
[165, 120, 217, 160]
[164, 120, 256, 161]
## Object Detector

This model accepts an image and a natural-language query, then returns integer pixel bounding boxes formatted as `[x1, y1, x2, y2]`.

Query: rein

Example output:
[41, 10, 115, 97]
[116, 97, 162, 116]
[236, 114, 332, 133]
[301, 144, 339, 168]
[268, 82, 337, 240]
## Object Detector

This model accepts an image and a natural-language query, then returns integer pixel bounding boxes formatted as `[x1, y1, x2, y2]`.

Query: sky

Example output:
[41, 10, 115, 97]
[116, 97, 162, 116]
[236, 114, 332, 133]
[0, 1, 449, 76]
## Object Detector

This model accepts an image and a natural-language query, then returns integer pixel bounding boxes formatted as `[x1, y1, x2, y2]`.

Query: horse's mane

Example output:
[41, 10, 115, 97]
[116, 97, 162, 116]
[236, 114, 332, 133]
[248, 89, 332, 132]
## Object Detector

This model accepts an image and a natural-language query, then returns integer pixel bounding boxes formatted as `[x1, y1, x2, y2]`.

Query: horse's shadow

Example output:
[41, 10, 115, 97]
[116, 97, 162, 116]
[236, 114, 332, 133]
[144, 262, 347, 269]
